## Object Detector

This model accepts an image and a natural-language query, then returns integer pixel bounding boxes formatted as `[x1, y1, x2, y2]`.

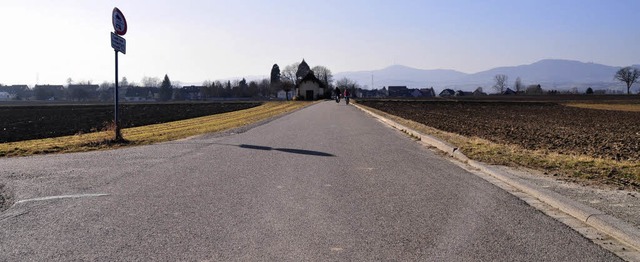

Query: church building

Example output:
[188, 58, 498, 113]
[295, 59, 326, 100]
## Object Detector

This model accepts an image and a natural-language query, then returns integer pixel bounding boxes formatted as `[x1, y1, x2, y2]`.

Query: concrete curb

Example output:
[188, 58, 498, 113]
[353, 103, 640, 252]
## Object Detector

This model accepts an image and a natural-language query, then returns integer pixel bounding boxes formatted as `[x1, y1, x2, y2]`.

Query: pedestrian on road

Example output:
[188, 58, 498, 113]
[344, 89, 351, 105]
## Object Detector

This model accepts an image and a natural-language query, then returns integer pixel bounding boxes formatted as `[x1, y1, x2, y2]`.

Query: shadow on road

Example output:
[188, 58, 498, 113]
[238, 144, 335, 157]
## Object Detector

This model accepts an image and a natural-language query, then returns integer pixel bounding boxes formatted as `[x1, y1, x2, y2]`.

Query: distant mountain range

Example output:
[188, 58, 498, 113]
[334, 59, 640, 93]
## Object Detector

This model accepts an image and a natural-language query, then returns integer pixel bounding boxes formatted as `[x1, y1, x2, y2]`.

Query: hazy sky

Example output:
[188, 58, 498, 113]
[2, 0, 639, 86]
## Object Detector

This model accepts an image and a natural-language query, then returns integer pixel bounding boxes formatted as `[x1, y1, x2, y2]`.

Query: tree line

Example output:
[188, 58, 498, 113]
[490, 66, 640, 95]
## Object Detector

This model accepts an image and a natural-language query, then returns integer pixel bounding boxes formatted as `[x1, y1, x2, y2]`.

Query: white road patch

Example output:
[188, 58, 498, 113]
[15, 194, 109, 204]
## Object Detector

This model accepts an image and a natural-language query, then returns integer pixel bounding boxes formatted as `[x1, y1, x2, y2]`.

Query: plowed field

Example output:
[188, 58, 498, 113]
[359, 100, 640, 161]
[0, 102, 260, 143]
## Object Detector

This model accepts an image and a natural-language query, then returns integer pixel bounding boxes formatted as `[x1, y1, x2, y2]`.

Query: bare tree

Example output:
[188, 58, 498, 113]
[336, 77, 359, 95]
[281, 62, 300, 83]
[259, 79, 270, 97]
[514, 77, 523, 93]
[614, 67, 640, 95]
[493, 74, 508, 94]
[141, 76, 161, 87]
[120, 77, 129, 88]
[312, 65, 334, 88]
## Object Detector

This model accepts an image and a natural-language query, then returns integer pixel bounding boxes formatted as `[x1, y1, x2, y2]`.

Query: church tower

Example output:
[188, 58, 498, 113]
[296, 59, 311, 83]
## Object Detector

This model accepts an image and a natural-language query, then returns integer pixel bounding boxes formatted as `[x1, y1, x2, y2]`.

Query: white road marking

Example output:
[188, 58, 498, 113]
[15, 194, 109, 204]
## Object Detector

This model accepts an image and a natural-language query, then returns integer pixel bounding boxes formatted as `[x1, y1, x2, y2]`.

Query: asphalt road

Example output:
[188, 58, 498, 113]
[0, 101, 622, 261]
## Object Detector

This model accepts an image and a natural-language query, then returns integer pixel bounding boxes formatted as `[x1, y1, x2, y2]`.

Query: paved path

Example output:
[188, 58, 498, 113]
[0, 101, 622, 261]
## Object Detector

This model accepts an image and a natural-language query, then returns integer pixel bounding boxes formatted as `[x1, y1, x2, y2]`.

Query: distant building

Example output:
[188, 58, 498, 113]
[277, 89, 294, 100]
[358, 89, 387, 98]
[420, 87, 436, 97]
[67, 84, 99, 101]
[410, 89, 423, 97]
[0, 85, 30, 100]
[0, 91, 11, 101]
[181, 85, 204, 100]
[502, 88, 517, 95]
[525, 84, 543, 95]
[296, 72, 326, 100]
[454, 90, 473, 96]
[125, 87, 155, 101]
[439, 89, 455, 97]
[388, 86, 410, 97]
[472, 87, 487, 96]
[33, 85, 64, 100]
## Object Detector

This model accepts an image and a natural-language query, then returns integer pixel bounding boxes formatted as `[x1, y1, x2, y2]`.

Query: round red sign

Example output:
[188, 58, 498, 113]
[112, 7, 127, 36]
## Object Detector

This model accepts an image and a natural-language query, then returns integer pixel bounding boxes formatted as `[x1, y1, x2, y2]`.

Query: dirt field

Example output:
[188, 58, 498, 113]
[0, 102, 260, 143]
[358, 99, 640, 161]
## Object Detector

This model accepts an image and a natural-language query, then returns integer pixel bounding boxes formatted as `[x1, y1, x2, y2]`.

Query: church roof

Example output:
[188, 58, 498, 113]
[298, 59, 309, 70]
[296, 59, 311, 80]
[296, 71, 326, 89]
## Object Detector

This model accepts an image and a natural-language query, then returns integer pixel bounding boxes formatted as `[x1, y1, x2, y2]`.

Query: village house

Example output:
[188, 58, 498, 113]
[181, 85, 205, 100]
[502, 88, 517, 95]
[125, 87, 155, 101]
[0, 91, 11, 101]
[277, 90, 294, 100]
[455, 90, 473, 96]
[439, 89, 455, 97]
[472, 87, 487, 96]
[387, 86, 410, 97]
[0, 85, 30, 100]
[67, 84, 100, 101]
[33, 85, 65, 100]
[420, 87, 436, 97]
[358, 88, 387, 98]
[410, 89, 423, 97]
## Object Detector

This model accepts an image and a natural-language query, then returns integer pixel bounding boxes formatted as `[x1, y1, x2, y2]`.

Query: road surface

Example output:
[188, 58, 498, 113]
[0, 101, 621, 261]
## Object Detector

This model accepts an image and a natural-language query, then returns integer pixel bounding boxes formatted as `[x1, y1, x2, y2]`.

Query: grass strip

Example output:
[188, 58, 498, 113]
[564, 103, 640, 112]
[0, 101, 310, 157]
[359, 103, 640, 191]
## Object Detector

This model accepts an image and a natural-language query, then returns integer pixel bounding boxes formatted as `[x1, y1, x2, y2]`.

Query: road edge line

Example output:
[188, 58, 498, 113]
[14, 194, 110, 205]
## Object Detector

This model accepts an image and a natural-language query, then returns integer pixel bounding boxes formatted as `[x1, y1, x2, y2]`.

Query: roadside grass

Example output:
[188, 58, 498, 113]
[564, 103, 640, 112]
[360, 104, 640, 191]
[0, 101, 310, 157]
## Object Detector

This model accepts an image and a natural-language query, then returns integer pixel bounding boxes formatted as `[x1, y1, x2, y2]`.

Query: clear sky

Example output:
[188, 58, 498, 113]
[1, 0, 639, 86]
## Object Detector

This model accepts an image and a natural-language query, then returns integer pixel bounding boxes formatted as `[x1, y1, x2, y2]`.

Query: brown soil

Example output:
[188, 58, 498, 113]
[359, 100, 640, 161]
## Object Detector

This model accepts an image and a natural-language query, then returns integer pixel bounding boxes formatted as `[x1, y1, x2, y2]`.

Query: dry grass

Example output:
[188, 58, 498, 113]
[0, 101, 310, 157]
[564, 103, 640, 112]
[360, 104, 640, 190]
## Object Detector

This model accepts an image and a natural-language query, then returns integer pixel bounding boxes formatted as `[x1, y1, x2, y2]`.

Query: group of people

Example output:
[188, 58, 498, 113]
[334, 87, 350, 104]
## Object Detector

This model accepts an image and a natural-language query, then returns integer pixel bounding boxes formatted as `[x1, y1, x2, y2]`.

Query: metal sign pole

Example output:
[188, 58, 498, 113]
[111, 7, 126, 141]
[114, 50, 121, 140]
